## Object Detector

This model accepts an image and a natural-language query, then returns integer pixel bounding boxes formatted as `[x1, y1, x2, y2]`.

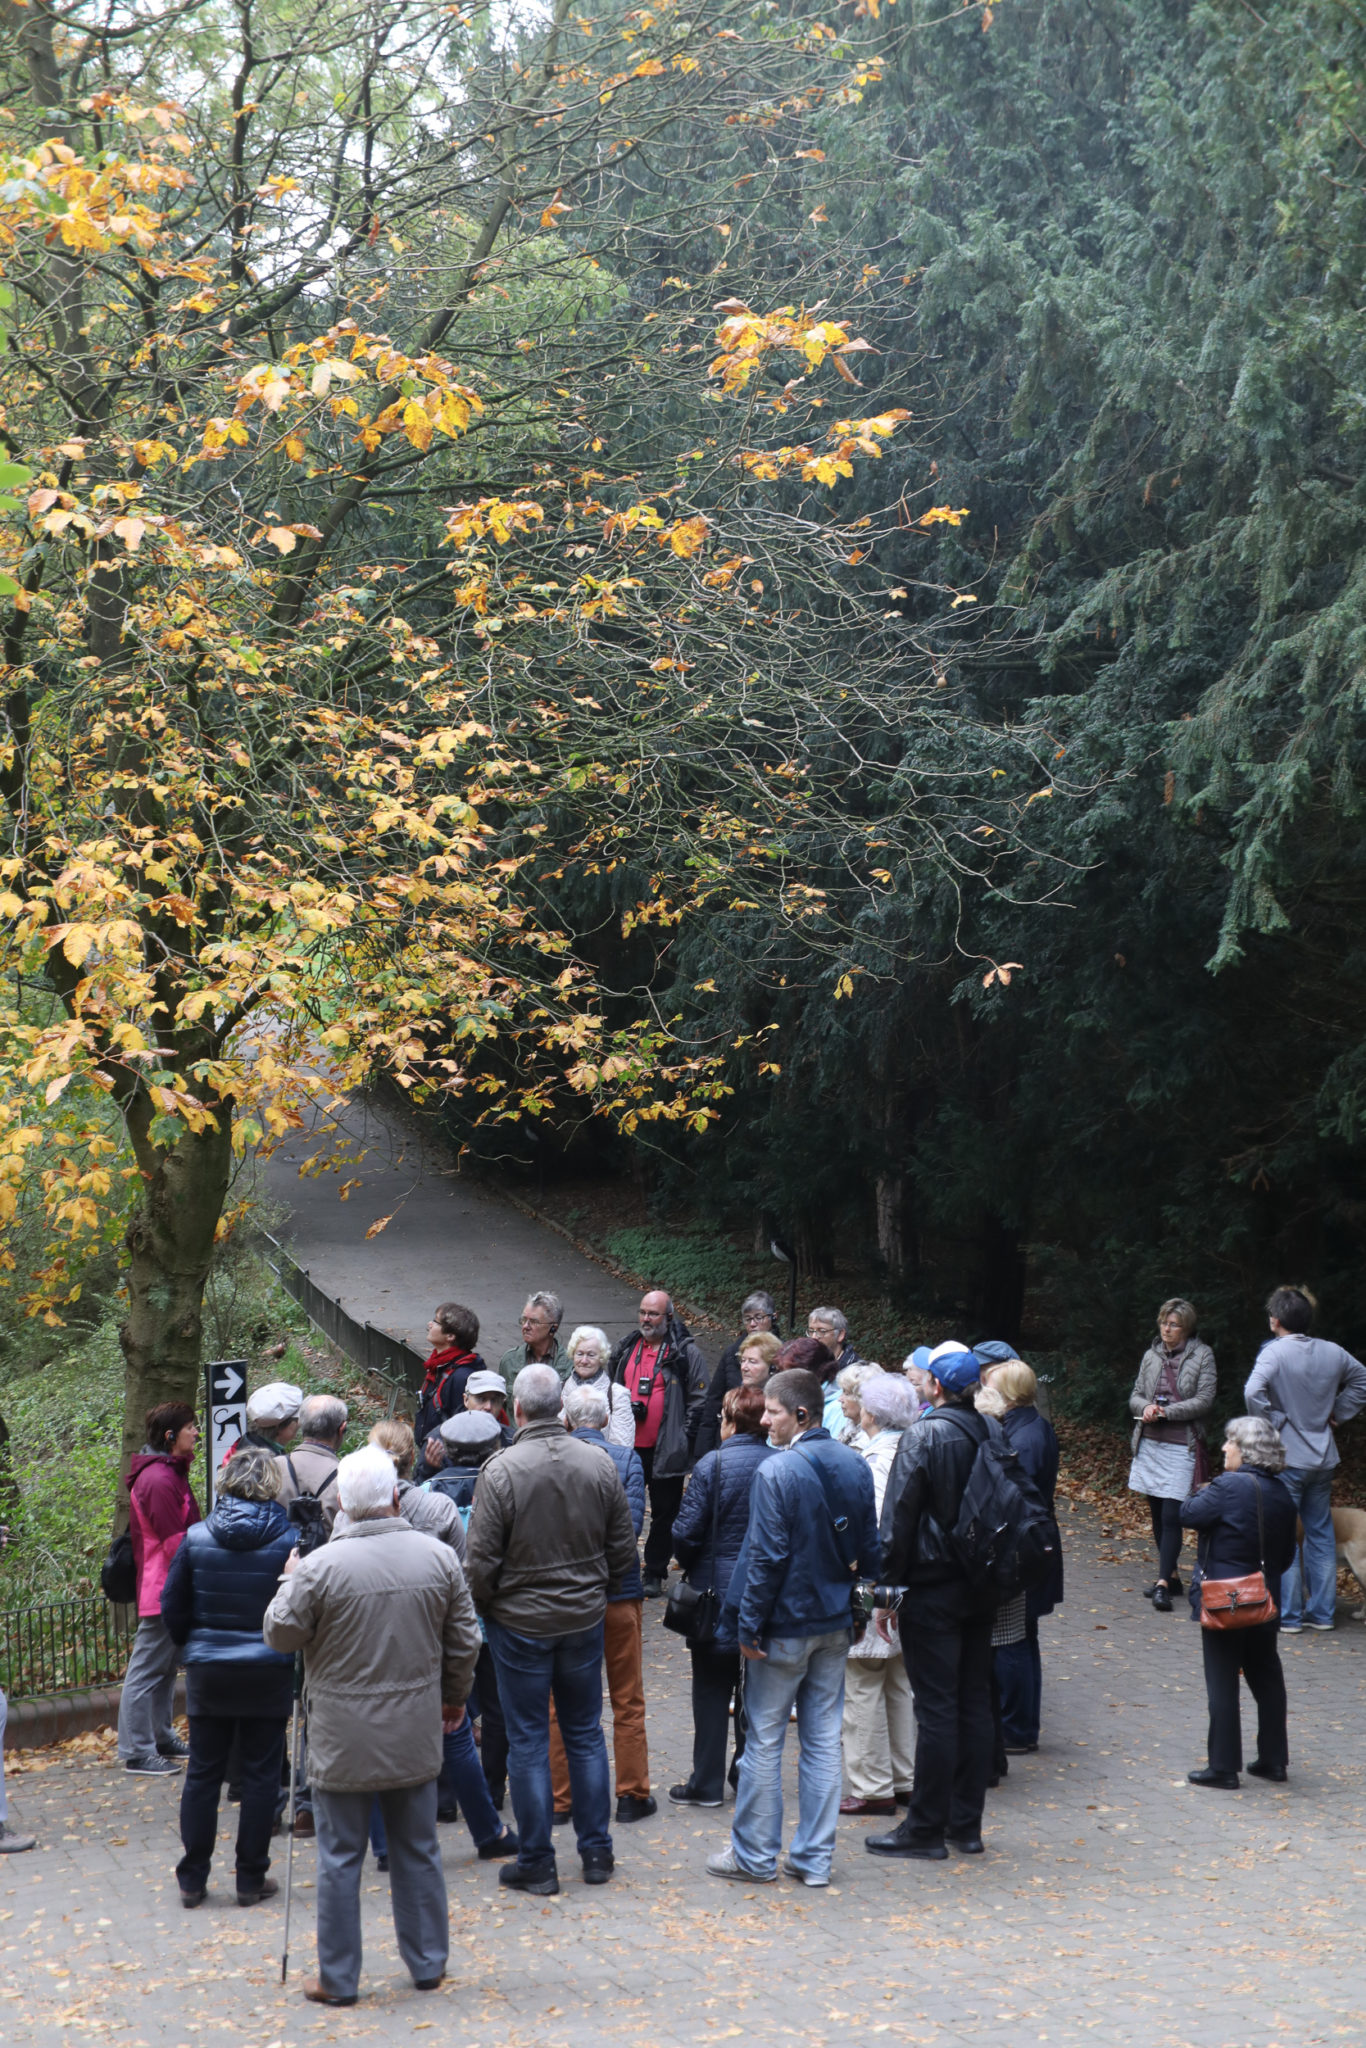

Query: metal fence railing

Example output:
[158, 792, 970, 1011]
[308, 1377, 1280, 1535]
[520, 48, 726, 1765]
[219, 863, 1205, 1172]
[2, 1597, 135, 1702]
[258, 1231, 429, 1398]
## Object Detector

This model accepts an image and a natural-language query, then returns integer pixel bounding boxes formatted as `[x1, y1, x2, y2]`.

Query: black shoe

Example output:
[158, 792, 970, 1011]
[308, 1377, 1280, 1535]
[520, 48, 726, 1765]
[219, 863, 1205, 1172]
[478, 1828, 519, 1860]
[582, 1851, 614, 1885]
[436, 1806, 460, 1824]
[946, 1830, 984, 1854]
[180, 1886, 206, 1908]
[499, 1862, 559, 1896]
[1151, 1584, 1174, 1612]
[642, 1575, 664, 1598]
[552, 1809, 572, 1826]
[616, 1794, 657, 1823]
[415, 1976, 444, 1992]
[1187, 1768, 1239, 1790]
[237, 1877, 279, 1907]
[1003, 1742, 1038, 1756]
[1247, 1760, 1288, 1783]
[985, 1774, 1001, 1790]
[866, 1825, 948, 1860]
[376, 1854, 389, 1871]
[669, 1783, 723, 1808]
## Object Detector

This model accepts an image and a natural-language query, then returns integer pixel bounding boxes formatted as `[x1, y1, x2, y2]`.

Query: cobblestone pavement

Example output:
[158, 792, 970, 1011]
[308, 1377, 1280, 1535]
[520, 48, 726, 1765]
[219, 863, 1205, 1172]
[3, 1508, 1364, 2048]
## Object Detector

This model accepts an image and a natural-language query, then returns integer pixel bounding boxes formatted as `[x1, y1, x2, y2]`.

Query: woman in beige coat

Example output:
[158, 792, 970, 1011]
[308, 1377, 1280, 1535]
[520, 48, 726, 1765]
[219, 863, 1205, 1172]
[839, 1373, 921, 1815]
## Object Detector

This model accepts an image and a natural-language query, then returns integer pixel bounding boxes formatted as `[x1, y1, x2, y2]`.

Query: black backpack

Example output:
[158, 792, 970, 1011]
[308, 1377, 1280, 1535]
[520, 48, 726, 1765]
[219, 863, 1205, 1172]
[100, 1530, 137, 1604]
[938, 1410, 1058, 1599]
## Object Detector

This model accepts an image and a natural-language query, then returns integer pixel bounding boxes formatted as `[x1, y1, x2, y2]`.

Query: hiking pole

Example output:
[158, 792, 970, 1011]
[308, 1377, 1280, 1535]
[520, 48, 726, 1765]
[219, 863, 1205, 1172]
[281, 1653, 304, 1986]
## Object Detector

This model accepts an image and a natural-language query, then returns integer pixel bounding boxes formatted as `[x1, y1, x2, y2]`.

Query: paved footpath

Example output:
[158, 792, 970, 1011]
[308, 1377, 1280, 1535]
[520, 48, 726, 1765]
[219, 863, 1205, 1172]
[259, 1097, 653, 1362]
[4, 1509, 1365, 2048]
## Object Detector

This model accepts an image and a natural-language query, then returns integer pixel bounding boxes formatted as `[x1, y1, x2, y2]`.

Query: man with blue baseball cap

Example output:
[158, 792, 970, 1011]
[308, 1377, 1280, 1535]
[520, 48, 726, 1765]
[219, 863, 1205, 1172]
[866, 1341, 998, 1862]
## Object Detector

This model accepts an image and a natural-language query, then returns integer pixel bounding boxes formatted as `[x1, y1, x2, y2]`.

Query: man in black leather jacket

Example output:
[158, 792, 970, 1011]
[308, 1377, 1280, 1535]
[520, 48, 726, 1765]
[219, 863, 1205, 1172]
[867, 1344, 997, 1863]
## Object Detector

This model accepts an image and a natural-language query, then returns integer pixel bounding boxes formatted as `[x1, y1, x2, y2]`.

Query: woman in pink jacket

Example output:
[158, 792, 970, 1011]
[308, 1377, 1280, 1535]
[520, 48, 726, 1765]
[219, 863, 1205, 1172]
[116, 1403, 201, 1776]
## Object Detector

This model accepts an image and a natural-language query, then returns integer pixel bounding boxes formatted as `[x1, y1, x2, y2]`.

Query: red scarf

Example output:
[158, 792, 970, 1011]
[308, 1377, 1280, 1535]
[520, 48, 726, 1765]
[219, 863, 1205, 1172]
[422, 1345, 477, 1394]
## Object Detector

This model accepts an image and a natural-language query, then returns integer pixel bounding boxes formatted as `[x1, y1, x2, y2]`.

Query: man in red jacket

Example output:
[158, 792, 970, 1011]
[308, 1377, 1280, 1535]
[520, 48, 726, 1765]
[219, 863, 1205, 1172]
[116, 1402, 201, 1777]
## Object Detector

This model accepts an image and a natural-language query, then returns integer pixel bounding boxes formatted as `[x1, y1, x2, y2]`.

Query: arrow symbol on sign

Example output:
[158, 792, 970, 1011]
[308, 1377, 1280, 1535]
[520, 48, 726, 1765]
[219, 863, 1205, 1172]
[213, 1363, 245, 1401]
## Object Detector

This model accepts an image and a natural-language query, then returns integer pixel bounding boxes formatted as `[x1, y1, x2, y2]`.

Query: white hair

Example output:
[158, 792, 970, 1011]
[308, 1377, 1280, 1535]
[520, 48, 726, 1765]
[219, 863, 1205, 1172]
[837, 1362, 876, 1395]
[860, 1374, 918, 1429]
[514, 1362, 565, 1421]
[810, 1305, 848, 1338]
[336, 1444, 397, 1520]
[562, 1380, 610, 1429]
[567, 1324, 611, 1367]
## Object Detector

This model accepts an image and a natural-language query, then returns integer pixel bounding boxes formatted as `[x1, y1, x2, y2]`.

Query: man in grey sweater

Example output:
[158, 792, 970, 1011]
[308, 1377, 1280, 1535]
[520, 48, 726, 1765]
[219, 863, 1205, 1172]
[1244, 1285, 1366, 1632]
[466, 1363, 637, 1896]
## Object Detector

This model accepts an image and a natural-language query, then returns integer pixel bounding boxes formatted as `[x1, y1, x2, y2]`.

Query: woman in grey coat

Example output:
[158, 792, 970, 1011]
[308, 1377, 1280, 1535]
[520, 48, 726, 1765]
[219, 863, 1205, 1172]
[1127, 1298, 1217, 1611]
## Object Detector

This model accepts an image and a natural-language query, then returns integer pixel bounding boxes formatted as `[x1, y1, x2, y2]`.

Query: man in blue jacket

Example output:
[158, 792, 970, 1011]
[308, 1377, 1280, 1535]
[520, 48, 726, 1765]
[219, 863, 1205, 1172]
[707, 1367, 879, 1888]
[551, 1382, 656, 1823]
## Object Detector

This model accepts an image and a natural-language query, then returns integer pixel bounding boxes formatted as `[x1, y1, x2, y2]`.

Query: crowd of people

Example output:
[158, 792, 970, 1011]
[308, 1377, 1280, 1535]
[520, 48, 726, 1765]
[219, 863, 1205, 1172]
[0, 1276, 1361, 2008]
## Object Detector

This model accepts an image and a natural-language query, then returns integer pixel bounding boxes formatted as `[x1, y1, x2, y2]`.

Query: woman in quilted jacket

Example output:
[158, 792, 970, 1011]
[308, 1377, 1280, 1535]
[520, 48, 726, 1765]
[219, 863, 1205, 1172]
[115, 1402, 201, 1777]
[668, 1385, 775, 1807]
[160, 1445, 295, 1906]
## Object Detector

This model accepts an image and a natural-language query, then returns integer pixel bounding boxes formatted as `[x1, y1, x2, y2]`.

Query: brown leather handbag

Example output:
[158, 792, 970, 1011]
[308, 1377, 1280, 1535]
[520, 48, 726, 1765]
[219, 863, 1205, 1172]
[1199, 1473, 1278, 1632]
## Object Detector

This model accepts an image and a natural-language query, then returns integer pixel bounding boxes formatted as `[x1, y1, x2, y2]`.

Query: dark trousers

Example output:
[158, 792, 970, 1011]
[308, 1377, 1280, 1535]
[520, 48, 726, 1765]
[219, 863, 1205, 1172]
[473, 1642, 508, 1803]
[1202, 1622, 1288, 1774]
[637, 1446, 685, 1578]
[177, 1713, 288, 1895]
[903, 1613, 994, 1839]
[687, 1639, 747, 1803]
[1148, 1495, 1184, 1581]
[995, 1616, 1042, 1748]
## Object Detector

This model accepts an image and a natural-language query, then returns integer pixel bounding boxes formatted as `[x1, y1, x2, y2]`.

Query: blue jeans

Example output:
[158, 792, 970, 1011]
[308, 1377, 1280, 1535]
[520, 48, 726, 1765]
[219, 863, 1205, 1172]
[731, 1631, 848, 1881]
[486, 1617, 611, 1870]
[369, 1716, 504, 1856]
[1278, 1465, 1335, 1627]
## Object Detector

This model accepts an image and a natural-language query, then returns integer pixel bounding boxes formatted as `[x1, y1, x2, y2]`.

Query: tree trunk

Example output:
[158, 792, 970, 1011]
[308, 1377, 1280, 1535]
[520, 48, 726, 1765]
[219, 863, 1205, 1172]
[117, 1114, 234, 1509]
[875, 1171, 905, 1277]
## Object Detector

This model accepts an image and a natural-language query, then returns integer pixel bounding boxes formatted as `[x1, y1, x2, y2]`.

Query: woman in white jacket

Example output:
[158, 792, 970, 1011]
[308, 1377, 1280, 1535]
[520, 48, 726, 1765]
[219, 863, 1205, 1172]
[839, 1372, 921, 1815]
[564, 1326, 636, 1448]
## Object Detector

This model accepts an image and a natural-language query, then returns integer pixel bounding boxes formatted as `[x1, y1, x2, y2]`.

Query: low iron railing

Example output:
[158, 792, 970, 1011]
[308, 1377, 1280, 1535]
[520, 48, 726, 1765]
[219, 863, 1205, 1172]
[2, 1596, 134, 1702]
[257, 1229, 429, 1398]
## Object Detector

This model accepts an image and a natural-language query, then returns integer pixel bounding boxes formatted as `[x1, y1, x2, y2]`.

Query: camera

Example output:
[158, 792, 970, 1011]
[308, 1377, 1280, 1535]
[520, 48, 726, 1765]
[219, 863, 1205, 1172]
[855, 1582, 905, 1615]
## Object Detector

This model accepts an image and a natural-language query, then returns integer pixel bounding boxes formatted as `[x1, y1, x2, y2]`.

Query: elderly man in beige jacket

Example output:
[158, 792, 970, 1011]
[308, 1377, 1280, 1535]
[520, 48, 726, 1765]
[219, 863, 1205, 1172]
[264, 1444, 480, 2008]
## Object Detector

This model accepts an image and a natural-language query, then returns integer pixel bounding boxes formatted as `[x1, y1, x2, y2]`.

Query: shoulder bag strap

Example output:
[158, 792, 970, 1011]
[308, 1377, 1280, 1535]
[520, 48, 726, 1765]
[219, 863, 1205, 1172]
[1250, 1471, 1267, 1575]
[792, 1443, 861, 1577]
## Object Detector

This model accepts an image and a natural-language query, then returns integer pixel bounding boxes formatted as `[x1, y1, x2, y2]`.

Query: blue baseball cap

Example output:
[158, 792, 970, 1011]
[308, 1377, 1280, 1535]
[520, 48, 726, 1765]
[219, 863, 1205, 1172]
[928, 1342, 982, 1394]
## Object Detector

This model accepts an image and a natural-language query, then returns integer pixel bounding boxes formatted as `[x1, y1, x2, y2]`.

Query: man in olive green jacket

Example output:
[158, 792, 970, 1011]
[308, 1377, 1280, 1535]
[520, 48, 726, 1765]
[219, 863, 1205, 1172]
[466, 1363, 637, 1896]
[264, 1445, 480, 2007]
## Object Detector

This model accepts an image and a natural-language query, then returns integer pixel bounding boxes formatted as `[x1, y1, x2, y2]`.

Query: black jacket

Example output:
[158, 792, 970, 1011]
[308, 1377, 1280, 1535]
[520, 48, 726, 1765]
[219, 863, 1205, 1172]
[1181, 1468, 1297, 1589]
[693, 1341, 745, 1460]
[1002, 1404, 1064, 1616]
[880, 1403, 997, 1616]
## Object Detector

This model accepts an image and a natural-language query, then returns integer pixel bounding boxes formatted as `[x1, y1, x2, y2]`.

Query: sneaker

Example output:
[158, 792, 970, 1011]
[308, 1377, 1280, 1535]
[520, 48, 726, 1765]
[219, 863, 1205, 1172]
[158, 1737, 191, 1760]
[1280, 1621, 1303, 1633]
[125, 1755, 181, 1777]
[1305, 1620, 1336, 1631]
[0, 1823, 36, 1854]
[582, 1850, 614, 1886]
[669, 1783, 723, 1808]
[706, 1844, 776, 1884]
[781, 1858, 829, 1887]
[498, 1861, 559, 1896]
[615, 1794, 657, 1823]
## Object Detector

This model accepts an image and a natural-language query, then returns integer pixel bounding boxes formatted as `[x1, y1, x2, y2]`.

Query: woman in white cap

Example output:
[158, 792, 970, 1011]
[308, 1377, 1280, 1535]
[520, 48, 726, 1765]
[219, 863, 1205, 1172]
[224, 1382, 302, 1465]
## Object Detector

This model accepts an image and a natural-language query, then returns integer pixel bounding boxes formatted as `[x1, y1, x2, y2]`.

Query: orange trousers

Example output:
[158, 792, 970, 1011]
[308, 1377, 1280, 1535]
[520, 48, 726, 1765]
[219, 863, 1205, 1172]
[550, 1598, 649, 1806]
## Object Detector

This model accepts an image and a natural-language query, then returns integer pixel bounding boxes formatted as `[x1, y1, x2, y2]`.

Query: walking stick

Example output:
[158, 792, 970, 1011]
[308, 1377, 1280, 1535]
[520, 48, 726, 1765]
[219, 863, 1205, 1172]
[281, 1654, 304, 1986]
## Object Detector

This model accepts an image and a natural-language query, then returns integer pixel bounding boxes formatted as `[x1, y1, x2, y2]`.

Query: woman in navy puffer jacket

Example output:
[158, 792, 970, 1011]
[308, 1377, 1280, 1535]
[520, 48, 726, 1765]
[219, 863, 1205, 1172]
[161, 1445, 295, 1907]
[668, 1384, 774, 1807]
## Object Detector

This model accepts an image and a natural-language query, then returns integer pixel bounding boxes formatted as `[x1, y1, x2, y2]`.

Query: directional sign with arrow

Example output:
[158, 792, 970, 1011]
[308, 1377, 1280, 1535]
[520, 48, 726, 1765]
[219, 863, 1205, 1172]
[204, 1358, 249, 1508]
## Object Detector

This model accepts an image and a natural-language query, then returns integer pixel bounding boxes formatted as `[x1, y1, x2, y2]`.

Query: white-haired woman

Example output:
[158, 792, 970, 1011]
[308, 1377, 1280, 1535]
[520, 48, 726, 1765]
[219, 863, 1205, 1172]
[1181, 1415, 1298, 1790]
[840, 1373, 920, 1815]
[835, 1362, 879, 1445]
[565, 1325, 635, 1448]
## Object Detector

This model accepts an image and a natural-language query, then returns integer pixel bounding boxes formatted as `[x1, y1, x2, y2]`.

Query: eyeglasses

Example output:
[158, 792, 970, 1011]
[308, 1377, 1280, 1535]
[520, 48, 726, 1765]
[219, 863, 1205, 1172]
[742, 1310, 770, 1326]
